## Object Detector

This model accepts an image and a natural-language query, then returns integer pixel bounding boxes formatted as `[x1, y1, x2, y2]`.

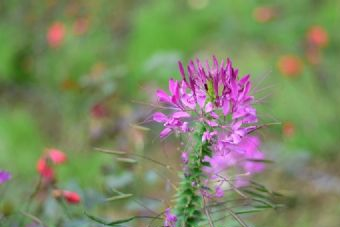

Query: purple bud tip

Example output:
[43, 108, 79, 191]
[0, 170, 11, 185]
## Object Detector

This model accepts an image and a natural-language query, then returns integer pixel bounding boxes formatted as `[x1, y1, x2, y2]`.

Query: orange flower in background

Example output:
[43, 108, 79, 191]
[47, 22, 65, 48]
[253, 6, 277, 23]
[277, 55, 303, 77]
[307, 25, 328, 48]
[282, 121, 295, 137]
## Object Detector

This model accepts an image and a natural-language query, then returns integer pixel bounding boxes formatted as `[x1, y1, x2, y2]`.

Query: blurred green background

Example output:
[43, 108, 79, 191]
[1, 0, 340, 226]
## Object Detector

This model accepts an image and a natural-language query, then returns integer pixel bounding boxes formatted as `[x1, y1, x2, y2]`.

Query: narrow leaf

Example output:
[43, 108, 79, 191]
[95, 147, 127, 155]
[106, 194, 133, 201]
[245, 158, 274, 164]
[234, 208, 264, 215]
[116, 157, 138, 164]
[85, 212, 136, 226]
[129, 124, 150, 131]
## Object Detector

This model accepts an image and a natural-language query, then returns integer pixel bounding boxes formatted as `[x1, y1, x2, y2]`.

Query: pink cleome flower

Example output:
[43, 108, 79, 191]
[153, 56, 257, 144]
[153, 56, 266, 195]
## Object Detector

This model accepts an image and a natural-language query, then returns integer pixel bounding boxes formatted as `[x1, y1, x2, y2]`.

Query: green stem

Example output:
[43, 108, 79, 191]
[174, 124, 212, 227]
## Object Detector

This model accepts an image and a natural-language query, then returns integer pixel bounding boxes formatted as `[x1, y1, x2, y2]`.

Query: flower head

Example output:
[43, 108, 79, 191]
[154, 56, 257, 147]
[0, 170, 11, 185]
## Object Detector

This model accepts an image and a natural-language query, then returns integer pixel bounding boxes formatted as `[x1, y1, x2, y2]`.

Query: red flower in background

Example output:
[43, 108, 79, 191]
[37, 158, 55, 180]
[91, 103, 108, 118]
[47, 22, 65, 48]
[307, 26, 328, 48]
[277, 55, 303, 77]
[62, 191, 81, 204]
[48, 148, 67, 164]
[36, 148, 67, 181]
[52, 189, 81, 204]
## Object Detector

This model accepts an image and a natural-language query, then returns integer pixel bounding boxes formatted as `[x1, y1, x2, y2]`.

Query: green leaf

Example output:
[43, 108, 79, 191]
[245, 158, 274, 164]
[243, 189, 268, 200]
[105, 194, 133, 201]
[234, 208, 265, 215]
[115, 157, 138, 164]
[95, 147, 127, 155]
[129, 124, 150, 131]
[85, 212, 136, 226]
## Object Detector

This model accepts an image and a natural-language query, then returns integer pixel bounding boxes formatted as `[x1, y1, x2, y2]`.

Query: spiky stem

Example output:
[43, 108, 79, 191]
[174, 124, 212, 227]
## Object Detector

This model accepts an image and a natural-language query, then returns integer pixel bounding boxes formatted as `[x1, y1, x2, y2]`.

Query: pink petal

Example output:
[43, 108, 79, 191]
[156, 89, 171, 103]
[239, 74, 250, 86]
[178, 61, 187, 82]
[169, 79, 178, 96]
[210, 111, 219, 119]
[172, 111, 190, 119]
[232, 121, 242, 130]
[153, 112, 168, 123]
[222, 100, 230, 115]
[205, 102, 213, 113]
[202, 131, 209, 142]
[205, 119, 218, 127]
[215, 186, 224, 198]
[181, 122, 190, 132]
[160, 128, 172, 138]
